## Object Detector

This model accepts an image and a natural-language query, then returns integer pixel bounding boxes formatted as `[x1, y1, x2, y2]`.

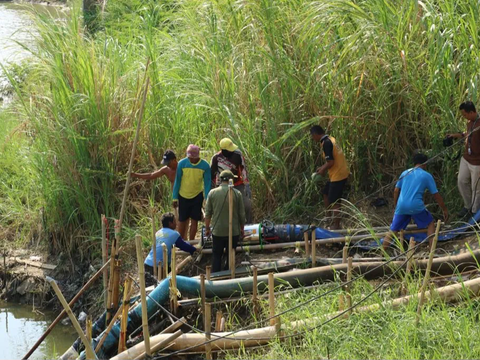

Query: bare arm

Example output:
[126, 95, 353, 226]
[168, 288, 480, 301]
[446, 132, 464, 139]
[433, 193, 448, 221]
[317, 160, 334, 176]
[393, 187, 400, 208]
[131, 167, 167, 180]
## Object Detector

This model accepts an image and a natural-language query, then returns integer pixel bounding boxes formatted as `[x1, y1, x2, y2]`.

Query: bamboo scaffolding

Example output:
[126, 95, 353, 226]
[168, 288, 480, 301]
[23, 259, 110, 360]
[46, 277, 96, 360]
[135, 234, 151, 356]
[112, 275, 480, 360]
[118, 277, 132, 353]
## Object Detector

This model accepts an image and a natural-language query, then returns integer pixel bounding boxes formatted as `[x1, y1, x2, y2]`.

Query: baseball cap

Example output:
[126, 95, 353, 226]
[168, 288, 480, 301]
[161, 150, 176, 165]
[219, 138, 238, 152]
[186, 144, 200, 158]
[219, 170, 237, 181]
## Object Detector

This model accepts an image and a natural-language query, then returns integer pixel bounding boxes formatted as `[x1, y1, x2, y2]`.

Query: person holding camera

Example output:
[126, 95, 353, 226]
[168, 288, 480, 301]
[447, 101, 480, 219]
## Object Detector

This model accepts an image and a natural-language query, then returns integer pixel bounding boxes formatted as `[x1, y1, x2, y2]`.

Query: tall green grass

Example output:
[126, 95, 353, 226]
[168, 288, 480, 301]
[6, 0, 480, 253]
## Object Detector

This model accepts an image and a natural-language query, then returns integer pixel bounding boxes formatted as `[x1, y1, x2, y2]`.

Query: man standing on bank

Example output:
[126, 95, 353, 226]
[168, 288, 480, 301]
[382, 153, 448, 250]
[132, 149, 178, 188]
[210, 138, 252, 223]
[172, 144, 211, 240]
[310, 125, 350, 229]
[447, 101, 480, 219]
[204, 170, 245, 273]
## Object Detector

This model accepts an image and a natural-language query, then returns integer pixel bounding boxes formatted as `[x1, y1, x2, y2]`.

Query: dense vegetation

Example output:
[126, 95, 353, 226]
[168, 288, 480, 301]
[2, 0, 480, 255]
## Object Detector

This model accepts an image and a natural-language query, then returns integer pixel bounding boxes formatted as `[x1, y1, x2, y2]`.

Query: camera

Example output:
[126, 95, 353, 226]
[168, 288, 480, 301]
[443, 136, 454, 147]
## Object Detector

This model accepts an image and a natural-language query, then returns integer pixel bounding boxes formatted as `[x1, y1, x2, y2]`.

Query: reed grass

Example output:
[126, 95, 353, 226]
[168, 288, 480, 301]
[4, 0, 480, 253]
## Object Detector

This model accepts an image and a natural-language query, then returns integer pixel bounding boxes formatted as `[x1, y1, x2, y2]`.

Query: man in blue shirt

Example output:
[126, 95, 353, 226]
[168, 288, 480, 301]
[383, 153, 448, 250]
[144, 212, 197, 276]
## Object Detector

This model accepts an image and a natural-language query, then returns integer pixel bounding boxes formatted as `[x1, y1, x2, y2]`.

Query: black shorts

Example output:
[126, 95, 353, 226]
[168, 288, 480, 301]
[178, 193, 204, 221]
[323, 178, 347, 204]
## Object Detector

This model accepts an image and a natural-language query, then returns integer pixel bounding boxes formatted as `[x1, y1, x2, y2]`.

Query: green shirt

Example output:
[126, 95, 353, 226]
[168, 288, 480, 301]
[205, 184, 246, 237]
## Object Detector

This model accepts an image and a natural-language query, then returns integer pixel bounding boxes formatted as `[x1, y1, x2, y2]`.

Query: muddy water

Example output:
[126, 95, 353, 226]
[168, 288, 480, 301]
[0, 301, 77, 359]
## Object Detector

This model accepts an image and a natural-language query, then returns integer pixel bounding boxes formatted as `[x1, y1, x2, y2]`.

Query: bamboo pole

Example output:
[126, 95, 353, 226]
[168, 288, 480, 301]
[158, 262, 163, 280]
[106, 219, 120, 324]
[346, 256, 353, 315]
[252, 266, 258, 318]
[151, 208, 157, 279]
[162, 244, 168, 282]
[304, 231, 310, 258]
[268, 272, 280, 334]
[112, 259, 121, 311]
[215, 310, 223, 331]
[416, 220, 441, 325]
[101, 214, 107, 309]
[206, 266, 212, 280]
[311, 228, 316, 268]
[118, 74, 150, 230]
[228, 179, 234, 279]
[118, 277, 132, 353]
[168, 255, 193, 277]
[160, 317, 186, 334]
[86, 315, 92, 344]
[135, 234, 151, 356]
[177, 229, 429, 255]
[135, 330, 183, 360]
[170, 246, 178, 316]
[111, 276, 480, 360]
[342, 244, 348, 263]
[200, 274, 206, 319]
[23, 259, 111, 360]
[46, 278, 96, 360]
[205, 303, 212, 360]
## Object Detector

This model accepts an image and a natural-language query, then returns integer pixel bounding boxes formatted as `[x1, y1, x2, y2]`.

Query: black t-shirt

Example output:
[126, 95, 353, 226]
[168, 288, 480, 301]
[321, 136, 334, 161]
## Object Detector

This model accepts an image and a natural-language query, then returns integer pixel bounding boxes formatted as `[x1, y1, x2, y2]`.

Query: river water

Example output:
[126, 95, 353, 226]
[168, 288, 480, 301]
[0, 2, 76, 359]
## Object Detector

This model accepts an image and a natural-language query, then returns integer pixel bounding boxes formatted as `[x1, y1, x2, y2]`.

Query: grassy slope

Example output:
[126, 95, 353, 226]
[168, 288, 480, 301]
[3, 0, 480, 254]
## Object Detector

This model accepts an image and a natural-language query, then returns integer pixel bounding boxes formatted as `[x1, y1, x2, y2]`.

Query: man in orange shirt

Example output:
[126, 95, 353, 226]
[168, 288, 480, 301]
[310, 126, 350, 229]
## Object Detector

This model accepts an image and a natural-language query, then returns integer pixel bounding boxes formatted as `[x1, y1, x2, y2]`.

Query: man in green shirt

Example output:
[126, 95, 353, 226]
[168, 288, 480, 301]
[205, 170, 245, 272]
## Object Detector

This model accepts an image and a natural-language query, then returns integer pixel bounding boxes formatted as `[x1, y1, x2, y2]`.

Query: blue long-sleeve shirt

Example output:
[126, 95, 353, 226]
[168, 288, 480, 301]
[172, 157, 211, 200]
[144, 227, 196, 267]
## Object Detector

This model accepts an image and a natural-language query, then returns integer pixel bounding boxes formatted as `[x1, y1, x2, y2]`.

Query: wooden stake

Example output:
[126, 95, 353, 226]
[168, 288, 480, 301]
[162, 243, 168, 281]
[304, 231, 310, 258]
[158, 262, 163, 280]
[215, 310, 223, 331]
[46, 278, 96, 360]
[151, 208, 157, 279]
[101, 214, 107, 309]
[268, 272, 280, 334]
[346, 256, 353, 315]
[416, 220, 441, 325]
[112, 259, 121, 311]
[23, 260, 110, 360]
[135, 234, 151, 357]
[342, 243, 348, 264]
[200, 274, 206, 319]
[106, 219, 120, 324]
[118, 277, 132, 354]
[86, 315, 92, 344]
[205, 303, 212, 360]
[228, 179, 235, 279]
[170, 245, 178, 316]
[206, 265, 212, 280]
[252, 266, 258, 318]
[311, 228, 316, 268]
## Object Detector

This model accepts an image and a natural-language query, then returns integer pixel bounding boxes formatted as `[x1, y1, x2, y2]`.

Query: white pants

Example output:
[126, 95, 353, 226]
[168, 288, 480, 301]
[458, 157, 480, 213]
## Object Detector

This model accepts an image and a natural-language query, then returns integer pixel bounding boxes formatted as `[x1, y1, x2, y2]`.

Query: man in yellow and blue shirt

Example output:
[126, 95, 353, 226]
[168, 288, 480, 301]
[172, 144, 211, 240]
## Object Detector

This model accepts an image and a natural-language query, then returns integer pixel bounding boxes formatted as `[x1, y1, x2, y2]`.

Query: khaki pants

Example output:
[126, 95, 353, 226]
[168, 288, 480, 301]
[458, 157, 480, 213]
